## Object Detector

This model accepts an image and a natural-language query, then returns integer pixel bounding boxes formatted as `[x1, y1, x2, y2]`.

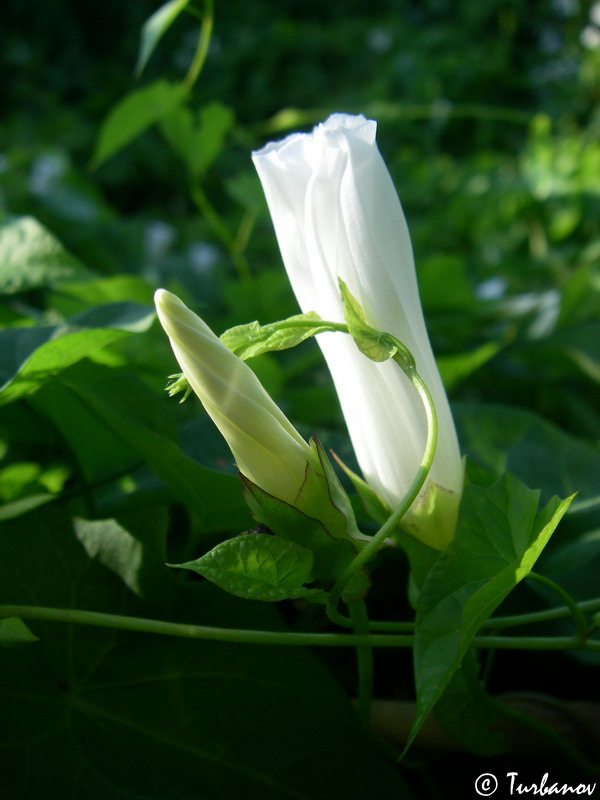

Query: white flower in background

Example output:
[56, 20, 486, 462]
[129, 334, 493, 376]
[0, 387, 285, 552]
[154, 289, 321, 505]
[252, 113, 463, 549]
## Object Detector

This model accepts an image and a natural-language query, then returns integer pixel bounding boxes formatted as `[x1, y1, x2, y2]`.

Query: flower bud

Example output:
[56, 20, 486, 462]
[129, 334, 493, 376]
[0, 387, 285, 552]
[154, 289, 320, 505]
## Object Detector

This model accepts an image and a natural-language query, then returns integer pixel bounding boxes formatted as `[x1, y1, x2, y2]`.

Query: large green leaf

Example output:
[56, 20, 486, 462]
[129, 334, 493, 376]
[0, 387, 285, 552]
[0, 216, 89, 294]
[59, 366, 249, 533]
[454, 403, 600, 513]
[0, 302, 155, 405]
[406, 473, 573, 751]
[0, 504, 412, 799]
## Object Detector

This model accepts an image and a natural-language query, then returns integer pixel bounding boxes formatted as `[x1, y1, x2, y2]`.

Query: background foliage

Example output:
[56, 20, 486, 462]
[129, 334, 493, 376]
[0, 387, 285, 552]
[1, 0, 599, 797]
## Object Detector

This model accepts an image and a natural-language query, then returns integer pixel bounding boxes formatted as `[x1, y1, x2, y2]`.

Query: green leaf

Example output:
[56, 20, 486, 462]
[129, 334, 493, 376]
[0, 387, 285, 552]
[0, 216, 88, 294]
[454, 402, 600, 513]
[220, 311, 328, 360]
[172, 532, 322, 601]
[0, 505, 411, 799]
[60, 365, 249, 532]
[0, 617, 39, 647]
[0, 302, 155, 405]
[407, 473, 573, 752]
[92, 80, 186, 168]
[437, 339, 502, 391]
[135, 0, 191, 77]
[160, 101, 234, 176]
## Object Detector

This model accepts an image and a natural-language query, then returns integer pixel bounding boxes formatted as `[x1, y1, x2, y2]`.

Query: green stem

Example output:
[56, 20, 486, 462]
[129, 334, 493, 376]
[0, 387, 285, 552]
[190, 180, 251, 280]
[486, 597, 600, 630]
[327, 596, 600, 635]
[1, 606, 599, 651]
[328, 369, 438, 608]
[527, 572, 590, 642]
[182, 0, 213, 90]
[349, 601, 373, 725]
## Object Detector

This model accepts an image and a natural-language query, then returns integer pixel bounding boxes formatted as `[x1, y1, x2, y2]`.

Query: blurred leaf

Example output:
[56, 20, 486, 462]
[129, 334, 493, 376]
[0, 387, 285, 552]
[418, 254, 473, 311]
[0, 216, 88, 294]
[558, 265, 600, 327]
[61, 367, 249, 533]
[49, 275, 156, 317]
[0, 504, 411, 799]
[92, 80, 186, 169]
[160, 101, 234, 176]
[0, 617, 39, 647]
[0, 302, 155, 406]
[406, 474, 573, 752]
[173, 532, 323, 601]
[438, 340, 502, 391]
[454, 403, 600, 513]
[135, 0, 192, 77]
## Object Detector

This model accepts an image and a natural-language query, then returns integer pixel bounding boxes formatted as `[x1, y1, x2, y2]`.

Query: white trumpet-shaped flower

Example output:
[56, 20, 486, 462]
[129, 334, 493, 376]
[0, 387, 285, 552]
[252, 113, 463, 549]
[154, 289, 321, 505]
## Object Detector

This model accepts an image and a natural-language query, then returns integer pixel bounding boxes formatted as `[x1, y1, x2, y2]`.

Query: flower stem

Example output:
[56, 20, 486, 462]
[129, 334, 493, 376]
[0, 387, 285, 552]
[328, 367, 438, 608]
[527, 572, 590, 642]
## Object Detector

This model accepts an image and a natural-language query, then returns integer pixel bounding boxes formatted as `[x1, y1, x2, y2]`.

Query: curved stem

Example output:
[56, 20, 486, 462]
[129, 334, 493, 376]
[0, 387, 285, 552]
[182, 0, 214, 90]
[486, 597, 600, 630]
[527, 572, 590, 642]
[328, 369, 438, 608]
[190, 179, 251, 280]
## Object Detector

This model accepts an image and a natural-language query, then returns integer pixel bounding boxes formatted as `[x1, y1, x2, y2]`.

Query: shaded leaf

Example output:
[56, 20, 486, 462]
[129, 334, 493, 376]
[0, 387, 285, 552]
[0, 302, 155, 405]
[454, 402, 600, 513]
[0, 617, 39, 647]
[433, 651, 506, 756]
[0, 504, 411, 799]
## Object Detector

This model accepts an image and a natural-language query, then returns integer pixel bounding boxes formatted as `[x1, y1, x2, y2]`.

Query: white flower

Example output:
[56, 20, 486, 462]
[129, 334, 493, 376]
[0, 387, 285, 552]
[252, 113, 463, 548]
[154, 289, 320, 505]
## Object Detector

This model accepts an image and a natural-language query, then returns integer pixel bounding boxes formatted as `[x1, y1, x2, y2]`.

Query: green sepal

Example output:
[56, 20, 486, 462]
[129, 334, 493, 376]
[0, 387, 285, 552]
[301, 437, 366, 541]
[169, 532, 325, 603]
[338, 278, 416, 373]
[331, 451, 390, 526]
[220, 311, 334, 361]
[241, 476, 370, 602]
